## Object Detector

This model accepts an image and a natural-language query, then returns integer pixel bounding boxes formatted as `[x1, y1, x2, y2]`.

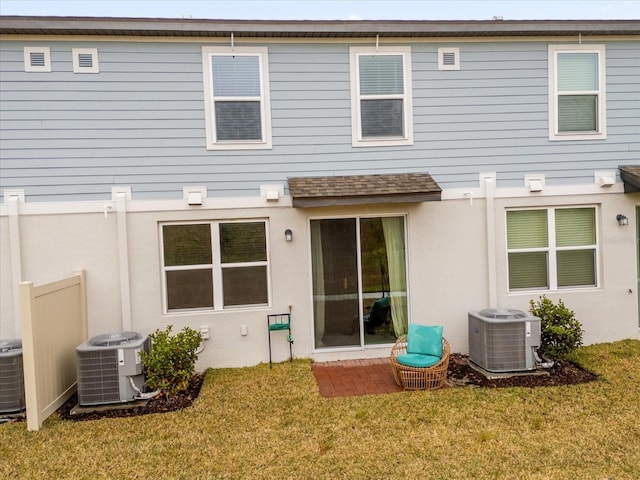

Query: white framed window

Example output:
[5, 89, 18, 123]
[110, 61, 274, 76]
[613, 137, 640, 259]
[438, 47, 460, 70]
[72, 48, 99, 73]
[349, 46, 413, 147]
[24, 46, 51, 72]
[161, 220, 270, 313]
[507, 207, 598, 291]
[548, 44, 606, 141]
[201, 46, 272, 150]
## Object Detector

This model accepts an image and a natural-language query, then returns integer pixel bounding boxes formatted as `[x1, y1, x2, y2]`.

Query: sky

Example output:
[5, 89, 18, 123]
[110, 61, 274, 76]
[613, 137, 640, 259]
[1, 0, 639, 21]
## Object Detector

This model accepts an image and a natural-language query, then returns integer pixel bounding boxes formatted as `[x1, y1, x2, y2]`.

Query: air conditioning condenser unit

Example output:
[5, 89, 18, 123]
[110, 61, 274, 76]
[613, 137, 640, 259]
[0, 339, 25, 414]
[468, 308, 541, 373]
[76, 331, 149, 406]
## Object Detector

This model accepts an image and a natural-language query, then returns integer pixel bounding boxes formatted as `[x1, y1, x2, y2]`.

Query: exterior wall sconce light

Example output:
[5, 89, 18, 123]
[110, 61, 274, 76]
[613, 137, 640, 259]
[616, 214, 628, 226]
[284, 229, 293, 242]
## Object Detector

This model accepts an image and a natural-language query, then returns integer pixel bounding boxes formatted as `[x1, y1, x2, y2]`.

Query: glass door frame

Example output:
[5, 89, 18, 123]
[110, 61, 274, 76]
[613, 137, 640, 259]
[308, 213, 410, 352]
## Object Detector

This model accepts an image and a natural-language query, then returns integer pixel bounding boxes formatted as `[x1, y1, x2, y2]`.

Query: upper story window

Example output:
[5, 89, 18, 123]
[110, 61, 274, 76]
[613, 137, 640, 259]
[548, 44, 606, 141]
[202, 46, 272, 150]
[507, 207, 598, 291]
[349, 46, 413, 147]
[161, 220, 270, 313]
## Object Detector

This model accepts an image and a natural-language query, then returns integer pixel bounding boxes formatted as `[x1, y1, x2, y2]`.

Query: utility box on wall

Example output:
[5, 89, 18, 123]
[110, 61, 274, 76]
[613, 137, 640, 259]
[468, 309, 541, 373]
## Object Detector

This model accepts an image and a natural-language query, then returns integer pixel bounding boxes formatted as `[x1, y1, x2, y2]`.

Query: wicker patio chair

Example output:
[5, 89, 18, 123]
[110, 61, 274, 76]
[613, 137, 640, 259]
[390, 334, 450, 390]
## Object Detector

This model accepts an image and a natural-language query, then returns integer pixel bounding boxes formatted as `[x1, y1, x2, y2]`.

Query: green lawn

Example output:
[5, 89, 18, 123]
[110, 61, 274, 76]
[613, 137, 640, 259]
[2, 340, 639, 479]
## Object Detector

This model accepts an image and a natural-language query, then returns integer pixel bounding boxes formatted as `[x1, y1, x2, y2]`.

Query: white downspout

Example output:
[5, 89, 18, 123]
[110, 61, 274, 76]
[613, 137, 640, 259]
[115, 190, 132, 331]
[6, 191, 24, 337]
[482, 174, 498, 308]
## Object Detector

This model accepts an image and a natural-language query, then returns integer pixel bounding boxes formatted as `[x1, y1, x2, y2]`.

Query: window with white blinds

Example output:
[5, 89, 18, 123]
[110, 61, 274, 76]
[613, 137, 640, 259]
[507, 207, 597, 291]
[548, 45, 606, 141]
[202, 46, 272, 150]
[350, 46, 413, 147]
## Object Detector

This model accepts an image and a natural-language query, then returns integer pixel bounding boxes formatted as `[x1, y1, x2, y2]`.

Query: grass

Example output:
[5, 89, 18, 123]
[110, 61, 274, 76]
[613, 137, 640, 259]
[2, 340, 639, 479]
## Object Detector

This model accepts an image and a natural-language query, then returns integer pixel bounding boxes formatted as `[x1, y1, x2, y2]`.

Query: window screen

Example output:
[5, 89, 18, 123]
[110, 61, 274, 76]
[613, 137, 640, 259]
[358, 53, 406, 139]
[551, 48, 604, 137]
[162, 221, 269, 312]
[507, 208, 597, 290]
[211, 55, 263, 142]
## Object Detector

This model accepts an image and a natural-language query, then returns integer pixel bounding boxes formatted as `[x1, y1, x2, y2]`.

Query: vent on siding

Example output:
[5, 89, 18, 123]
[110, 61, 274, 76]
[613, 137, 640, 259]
[78, 53, 93, 67]
[72, 48, 99, 73]
[438, 47, 460, 71]
[442, 52, 456, 66]
[24, 46, 51, 72]
[30, 52, 45, 66]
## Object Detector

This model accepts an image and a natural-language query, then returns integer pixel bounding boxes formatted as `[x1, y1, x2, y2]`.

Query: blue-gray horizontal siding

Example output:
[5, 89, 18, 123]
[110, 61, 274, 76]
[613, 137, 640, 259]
[0, 40, 638, 201]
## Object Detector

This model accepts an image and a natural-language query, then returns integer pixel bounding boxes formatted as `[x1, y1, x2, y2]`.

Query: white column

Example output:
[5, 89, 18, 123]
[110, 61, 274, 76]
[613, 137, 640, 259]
[6, 191, 24, 337]
[482, 174, 497, 308]
[114, 188, 132, 331]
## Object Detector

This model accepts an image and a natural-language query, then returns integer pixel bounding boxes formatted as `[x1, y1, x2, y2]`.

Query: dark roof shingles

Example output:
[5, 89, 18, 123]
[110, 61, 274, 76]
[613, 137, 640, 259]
[287, 173, 441, 208]
[620, 165, 640, 193]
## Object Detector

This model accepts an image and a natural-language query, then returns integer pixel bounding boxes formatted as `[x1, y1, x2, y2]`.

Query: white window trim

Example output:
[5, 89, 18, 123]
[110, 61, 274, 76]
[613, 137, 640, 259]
[438, 47, 460, 71]
[506, 206, 599, 292]
[201, 46, 272, 150]
[72, 48, 99, 74]
[548, 44, 606, 141]
[349, 46, 413, 147]
[23, 46, 51, 72]
[160, 219, 271, 314]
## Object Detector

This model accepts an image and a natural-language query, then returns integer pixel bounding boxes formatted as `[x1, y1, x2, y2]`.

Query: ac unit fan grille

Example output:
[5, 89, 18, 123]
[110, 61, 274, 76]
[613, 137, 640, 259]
[0, 355, 25, 413]
[469, 320, 526, 371]
[77, 349, 120, 405]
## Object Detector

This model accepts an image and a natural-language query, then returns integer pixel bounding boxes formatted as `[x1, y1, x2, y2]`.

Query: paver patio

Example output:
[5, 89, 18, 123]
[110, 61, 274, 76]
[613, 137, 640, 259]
[311, 358, 403, 397]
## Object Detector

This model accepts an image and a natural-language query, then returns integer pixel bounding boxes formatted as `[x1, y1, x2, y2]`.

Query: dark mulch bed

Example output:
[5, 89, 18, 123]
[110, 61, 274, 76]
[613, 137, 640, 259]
[57, 373, 205, 422]
[447, 354, 598, 388]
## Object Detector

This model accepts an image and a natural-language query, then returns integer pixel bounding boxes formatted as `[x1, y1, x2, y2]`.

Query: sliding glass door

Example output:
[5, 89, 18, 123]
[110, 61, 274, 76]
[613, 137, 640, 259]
[311, 216, 408, 349]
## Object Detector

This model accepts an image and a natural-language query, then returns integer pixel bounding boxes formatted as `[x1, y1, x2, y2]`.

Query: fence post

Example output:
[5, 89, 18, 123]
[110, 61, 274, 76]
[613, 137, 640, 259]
[77, 270, 88, 342]
[19, 281, 42, 431]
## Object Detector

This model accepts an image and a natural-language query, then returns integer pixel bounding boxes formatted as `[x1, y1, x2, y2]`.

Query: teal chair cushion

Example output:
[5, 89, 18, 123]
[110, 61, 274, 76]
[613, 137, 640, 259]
[397, 353, 441, 368]
[406, 324, 443, 358]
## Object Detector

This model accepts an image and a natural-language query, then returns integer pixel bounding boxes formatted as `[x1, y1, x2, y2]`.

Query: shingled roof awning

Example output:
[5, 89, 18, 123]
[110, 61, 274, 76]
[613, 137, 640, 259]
[620, 166, 640, 193]
[287, 173, 441, 208]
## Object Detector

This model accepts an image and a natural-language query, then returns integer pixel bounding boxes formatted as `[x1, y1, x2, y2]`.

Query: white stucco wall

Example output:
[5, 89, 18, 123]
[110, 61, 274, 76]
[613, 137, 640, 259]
[1, 189, 638, 368]
[125, 204, 314, 369]
[495, 192, 639, 346]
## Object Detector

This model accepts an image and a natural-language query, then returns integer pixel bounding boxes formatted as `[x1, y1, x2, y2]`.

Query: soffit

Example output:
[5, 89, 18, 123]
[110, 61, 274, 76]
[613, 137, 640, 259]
[287, 172, 442, 208]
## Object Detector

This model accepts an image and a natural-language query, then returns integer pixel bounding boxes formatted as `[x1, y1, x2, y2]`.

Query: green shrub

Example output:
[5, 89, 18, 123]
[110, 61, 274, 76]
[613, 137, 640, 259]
[529, 296, 583, 361]
[140, 325, 203, 396]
